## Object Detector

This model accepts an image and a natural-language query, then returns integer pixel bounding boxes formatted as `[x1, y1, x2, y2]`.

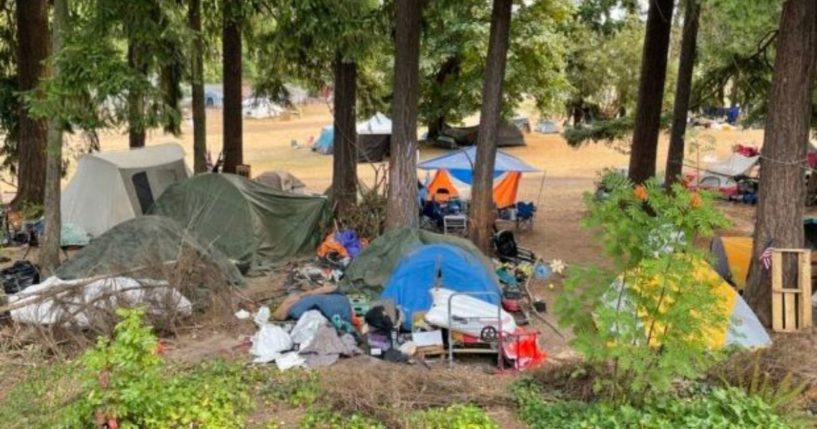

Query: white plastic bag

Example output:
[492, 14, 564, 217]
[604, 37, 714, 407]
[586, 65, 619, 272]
[290, 310, 329, 348]
[250, 324, 293, 363]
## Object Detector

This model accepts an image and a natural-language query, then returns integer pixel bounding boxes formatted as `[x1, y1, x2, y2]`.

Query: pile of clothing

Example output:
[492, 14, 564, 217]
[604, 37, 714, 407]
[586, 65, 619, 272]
[317, 229, 367, 267]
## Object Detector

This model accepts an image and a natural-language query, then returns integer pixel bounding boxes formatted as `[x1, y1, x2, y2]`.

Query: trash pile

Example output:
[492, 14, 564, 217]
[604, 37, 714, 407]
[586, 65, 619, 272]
[244, 227, 551, 372]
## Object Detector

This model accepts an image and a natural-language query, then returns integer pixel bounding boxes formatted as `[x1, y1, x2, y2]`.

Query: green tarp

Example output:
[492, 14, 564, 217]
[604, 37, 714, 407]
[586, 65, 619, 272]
[149, 173, 330, 273]
[341, 227, 491, 294]
[56, 215, 244, 287]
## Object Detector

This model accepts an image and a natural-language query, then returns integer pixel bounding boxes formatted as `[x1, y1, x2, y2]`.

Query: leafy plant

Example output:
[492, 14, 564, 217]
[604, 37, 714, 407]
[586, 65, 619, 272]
[60, 307, 252, 428]
[300, 408, 385, 429]
[408, 404, 498, 429]
[513, 381, 798, 429]
[555, 177, 731, 403]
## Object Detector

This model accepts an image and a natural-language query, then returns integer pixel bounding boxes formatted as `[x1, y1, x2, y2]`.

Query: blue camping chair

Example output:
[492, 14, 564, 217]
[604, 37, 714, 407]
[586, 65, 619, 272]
[516, 202, 536, 230]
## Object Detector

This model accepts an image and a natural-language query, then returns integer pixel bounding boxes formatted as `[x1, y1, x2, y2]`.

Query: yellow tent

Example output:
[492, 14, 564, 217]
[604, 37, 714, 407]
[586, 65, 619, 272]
[710, 236, 753, 289]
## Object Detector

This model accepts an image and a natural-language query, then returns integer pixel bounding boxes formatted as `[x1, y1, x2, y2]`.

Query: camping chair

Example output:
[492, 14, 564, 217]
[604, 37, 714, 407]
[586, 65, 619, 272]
[515, 202, 536, 230]
[492, 229, 535, 265]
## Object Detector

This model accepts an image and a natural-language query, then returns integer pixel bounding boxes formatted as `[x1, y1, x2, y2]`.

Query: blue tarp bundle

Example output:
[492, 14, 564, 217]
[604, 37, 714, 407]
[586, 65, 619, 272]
[313, 126, 333, 154]
[381, 243, 501, 330]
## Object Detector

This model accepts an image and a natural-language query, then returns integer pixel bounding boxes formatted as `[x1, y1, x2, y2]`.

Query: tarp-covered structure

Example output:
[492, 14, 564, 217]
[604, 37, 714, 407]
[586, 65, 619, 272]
[56, 215, 244, 287]
[418, 146, 538, 209]
[382, 243, 502, 330]
[357, 112, 391, 162]
[434, 123, 525, 149]
[61, 143, 189, 237]
[150, 174, 330, 272]
[343, 227, 489, 294]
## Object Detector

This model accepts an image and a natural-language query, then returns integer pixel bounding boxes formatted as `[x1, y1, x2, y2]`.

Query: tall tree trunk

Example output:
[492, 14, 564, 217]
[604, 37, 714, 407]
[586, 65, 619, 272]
[127, 41, 147, 148]
[41, 0, 68, 275]
[665, 0, 700, 186]
[627, 0, 674, 184]
[189, 0, 207, 173]
[386, 0, 423, 230]
[332, 54, 358, 219]
[469, 0, 513, 251]
[426, 55, 460, 141]
[744, 0, 817, 326]
[13, 0, 48, 207]
[222, 1, 242, 174]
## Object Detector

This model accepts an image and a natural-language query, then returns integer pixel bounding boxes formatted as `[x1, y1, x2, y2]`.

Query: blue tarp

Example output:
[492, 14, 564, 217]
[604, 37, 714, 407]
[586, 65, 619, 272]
[381, 243, 501, 330]
[313, 126, 333, 154]
[417, 146, 538, 174]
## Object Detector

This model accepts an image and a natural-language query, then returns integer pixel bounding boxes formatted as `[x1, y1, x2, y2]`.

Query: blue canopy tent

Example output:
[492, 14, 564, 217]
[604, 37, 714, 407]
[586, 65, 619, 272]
[381, 243, 501, 330]
[417, 146, 538, 208]
[312, 125, 334, 154]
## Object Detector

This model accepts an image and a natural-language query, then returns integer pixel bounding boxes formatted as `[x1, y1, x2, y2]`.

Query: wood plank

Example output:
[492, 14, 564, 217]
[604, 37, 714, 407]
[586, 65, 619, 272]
[772, 251, 784, 331]
[801, 252, 813, 328]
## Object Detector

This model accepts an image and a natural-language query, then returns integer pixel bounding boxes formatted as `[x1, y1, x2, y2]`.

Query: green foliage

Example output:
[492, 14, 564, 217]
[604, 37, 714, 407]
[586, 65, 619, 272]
[60, 308, 252, 428]
[513, 381, 797, 429]
[563, 116, 634, 147]
[257, 369, 322, 408]
[408, 404, 499, 429]
[0, 361, 83, 429]
[300, 408, 385, 429]
[555, 176, 731, 403]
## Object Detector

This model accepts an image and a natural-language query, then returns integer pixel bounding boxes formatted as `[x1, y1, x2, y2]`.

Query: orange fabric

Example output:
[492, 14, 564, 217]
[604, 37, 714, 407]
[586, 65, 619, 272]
[493, 172, 522, 209]
[317, 233, 349, 258]
[427, 170, 459, 202]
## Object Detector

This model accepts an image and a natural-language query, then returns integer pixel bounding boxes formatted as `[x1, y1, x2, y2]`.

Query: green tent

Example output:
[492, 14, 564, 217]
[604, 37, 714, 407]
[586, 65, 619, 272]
[342, 227, 491, 294]
[56, 215, 244, 287]
[149, 173, 330, 273]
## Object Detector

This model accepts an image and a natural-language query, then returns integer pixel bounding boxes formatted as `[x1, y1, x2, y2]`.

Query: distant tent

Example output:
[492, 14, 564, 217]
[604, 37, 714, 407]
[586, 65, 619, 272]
[535, 120, 559, 134]
[357, 112, 392, 162]
[343, 227, 490, 294]
[61, 143, 190, 237]
[312, 125, 334, 154]
[242, 97, 284, 119]
[149, 173, 330, 273]
[381, 243, 501, 330]
[254, 171, 307, 193]
[56, 215, 244, 288]
[418, 146, 538, 208]
[434, 123, 525, 148]
[204, 85, 223, 107]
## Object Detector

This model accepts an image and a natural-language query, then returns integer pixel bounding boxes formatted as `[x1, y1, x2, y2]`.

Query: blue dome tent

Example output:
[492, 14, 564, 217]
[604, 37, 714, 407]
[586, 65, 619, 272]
[312, 125, 334, 154]
[381, 243, 501, 330]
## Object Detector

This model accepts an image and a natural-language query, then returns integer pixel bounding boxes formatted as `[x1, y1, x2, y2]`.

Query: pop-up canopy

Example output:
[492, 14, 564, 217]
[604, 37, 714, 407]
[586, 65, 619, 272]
[417, 147, 538, 208]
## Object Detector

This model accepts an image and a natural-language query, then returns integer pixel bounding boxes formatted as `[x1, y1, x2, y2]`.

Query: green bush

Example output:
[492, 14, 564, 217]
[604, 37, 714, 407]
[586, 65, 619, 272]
[408, 404, 499, 429]
[60, 308, 252, 428]
[299, 408, 385, 429]
[513, 381, 796, 429]
[555, 178, 731, 403]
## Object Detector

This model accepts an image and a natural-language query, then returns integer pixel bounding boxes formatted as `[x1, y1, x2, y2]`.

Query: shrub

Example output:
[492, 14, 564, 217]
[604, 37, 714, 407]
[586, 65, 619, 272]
[60, 307, 252, 428]
[555, 178, 731, 403]
[408, 404, 499, 429]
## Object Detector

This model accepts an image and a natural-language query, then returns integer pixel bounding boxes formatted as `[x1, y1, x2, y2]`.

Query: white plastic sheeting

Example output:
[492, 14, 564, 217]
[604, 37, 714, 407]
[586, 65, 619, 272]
[9, 276, 192, 326]
[424, 288, 516, 338]
[357, 112, 392, 135]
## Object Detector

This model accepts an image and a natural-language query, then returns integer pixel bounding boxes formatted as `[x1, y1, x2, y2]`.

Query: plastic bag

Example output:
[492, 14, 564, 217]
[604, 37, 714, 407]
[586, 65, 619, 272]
[290, 310, 328, 348]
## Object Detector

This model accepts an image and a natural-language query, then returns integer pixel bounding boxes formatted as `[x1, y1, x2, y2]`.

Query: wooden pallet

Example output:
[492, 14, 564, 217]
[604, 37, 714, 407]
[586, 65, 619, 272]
[771, 249, 813, 332]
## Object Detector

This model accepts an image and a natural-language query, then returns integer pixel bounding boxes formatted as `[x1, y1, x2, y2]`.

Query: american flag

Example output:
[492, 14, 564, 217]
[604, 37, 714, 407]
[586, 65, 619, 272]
[759, 239, 774, 270]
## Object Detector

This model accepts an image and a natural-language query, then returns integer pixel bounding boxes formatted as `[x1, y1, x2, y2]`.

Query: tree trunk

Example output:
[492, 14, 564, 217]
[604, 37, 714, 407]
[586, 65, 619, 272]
[665, 0, 700, 186]
[744, 0, 817, 326]
[386, 0, 423, 230]
[222, 1, 242, 174]
[41, 0, 68, 275]
[127, 40, 147, 148]
[627, 0, 674, 184]
[189, 0, 207, 173]
[469, 0, 513, 252]
[13, 0, 49, 207]
[332, 54, 358, 219]
[426, 55, 460, 141]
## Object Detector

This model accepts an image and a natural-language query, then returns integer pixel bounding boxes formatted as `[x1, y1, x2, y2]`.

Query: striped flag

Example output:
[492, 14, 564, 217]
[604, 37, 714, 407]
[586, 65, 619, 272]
[759, 239, 774, 270]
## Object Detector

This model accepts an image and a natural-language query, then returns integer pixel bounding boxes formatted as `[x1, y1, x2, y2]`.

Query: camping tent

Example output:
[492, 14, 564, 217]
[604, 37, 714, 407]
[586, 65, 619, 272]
[434, 123, 525, 149]
[254, 171, 307, 193]
[343, 227, 490, 294]
[242, 97, 284, 119]
[418, 146, 538, 208]
[149, 173, 330, 272]
[535, 120, 559, 134]
[381, 243, 501, 330]
[61, 143, 190, 237]
[312, 125, 334, 154]
[612, 261, 770, 349]
[56, 215, 244, 288]
[356, 112, 391, 162]
[204, 84, 223, 107]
